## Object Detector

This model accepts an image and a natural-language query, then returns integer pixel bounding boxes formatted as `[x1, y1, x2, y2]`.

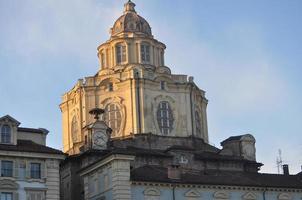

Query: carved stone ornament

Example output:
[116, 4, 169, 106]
[143, 187, 160, 196]
[0, 179, 19, 190]
[213, 191, 229, 199]
[278, 193, 292, 200]
[242, 192, 257, 200]
[184, 189, 201, 197]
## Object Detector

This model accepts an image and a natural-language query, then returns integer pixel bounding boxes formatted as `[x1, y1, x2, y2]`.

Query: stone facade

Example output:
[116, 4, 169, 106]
[77, 134, 302, 200]
[59, 1, 302, 200]
[0, 115, 65, 200]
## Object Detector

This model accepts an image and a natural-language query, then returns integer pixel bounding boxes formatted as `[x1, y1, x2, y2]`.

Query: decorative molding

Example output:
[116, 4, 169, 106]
[0, 115, 20, 126]
[242, 192, 257, 200]
[278, 193, 292, 200]
[184, 189, 201, 197]
[131, 182, 302, 193]
[24, 187, 47, 191]
[143, 187, 160, 196]
[0, 179, 19, 190]
[213, 191, 229, 199]
[98, 77, 121, 87]
[154, 75, 173, 83]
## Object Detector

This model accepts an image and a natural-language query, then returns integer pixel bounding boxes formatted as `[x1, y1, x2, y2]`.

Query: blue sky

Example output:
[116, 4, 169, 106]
[0, 0, 301, 173]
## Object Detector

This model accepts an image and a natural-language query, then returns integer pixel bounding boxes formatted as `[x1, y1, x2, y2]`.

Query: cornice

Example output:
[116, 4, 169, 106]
[132, 181, 302, 193]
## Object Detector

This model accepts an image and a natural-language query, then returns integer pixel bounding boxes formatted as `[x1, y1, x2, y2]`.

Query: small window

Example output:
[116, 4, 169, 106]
[1, 125, 11, 144]
[160, 81, 165, 90]
[141, 43, 150, 63]
[157, 101, 174, 135]
[30, 163, 41, 179]
[108, 83, 113, 92]
[116, 44, 126, 64]
[1, 161, 13, 177]
[1, 192, 13, 200]
[84, 135, 88, 144]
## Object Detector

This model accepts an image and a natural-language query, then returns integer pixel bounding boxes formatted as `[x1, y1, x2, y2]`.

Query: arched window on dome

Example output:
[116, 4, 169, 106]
[1, 125, 11, 144]
[104, 104, 122, 136]
[157, 101, 174, 135]
[195, 111, 202, 137]
[116, 43, 126, 65]
[140, 43, 150, 63]
[71, 116, 79, 143]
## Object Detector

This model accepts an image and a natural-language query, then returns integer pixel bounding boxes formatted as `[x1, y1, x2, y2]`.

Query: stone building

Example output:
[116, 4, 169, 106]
[60, 0, 208, 155]
[0, 115, 65, 200]
[60, 1, 302, 200]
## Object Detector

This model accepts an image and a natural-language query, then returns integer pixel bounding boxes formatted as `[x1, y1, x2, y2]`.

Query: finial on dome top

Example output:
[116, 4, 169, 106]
[124, 0, 136, 13]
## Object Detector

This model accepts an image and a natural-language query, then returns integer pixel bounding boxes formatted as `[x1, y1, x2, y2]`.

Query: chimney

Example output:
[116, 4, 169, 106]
[168, 165, 181, 180]
[283, 164, 289, 175]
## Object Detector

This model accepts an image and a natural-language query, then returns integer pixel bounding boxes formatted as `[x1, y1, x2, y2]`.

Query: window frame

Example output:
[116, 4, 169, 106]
[116, 43, 127, 65]
[1, 125, 11, 144]
[1, 192, 13, 200]
[140, 43, 151, 63]
[30, 162, 41, 179]
[160, 81, 165, 90]
[103, 104, 122, 137]
[157, 101, 174, 135]
[1, 160, 13, 177]
[108, 83, 113, 92]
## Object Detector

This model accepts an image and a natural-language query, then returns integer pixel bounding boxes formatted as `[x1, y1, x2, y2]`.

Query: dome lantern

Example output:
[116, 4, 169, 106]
[124, 0, 136, 14]
[110, 0, 152, 37]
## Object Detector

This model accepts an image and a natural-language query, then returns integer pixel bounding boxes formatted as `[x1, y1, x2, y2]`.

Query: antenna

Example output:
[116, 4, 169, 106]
[276, 149, 283, 174]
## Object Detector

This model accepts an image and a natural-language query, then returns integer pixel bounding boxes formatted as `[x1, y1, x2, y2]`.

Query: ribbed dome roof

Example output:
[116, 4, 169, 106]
[111, 1, 152, 37]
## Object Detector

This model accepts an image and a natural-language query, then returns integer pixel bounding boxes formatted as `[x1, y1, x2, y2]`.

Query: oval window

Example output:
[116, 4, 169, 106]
[104, 104, 122, 136]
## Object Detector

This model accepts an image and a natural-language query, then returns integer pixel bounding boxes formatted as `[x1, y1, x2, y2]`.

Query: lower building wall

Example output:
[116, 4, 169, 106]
[131, 185, 302, 200]
[0, 156, 62, 200]
[45, 159, 61, 200]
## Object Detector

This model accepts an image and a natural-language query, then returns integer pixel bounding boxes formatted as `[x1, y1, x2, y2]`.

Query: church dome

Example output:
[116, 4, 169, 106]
[110, 0, 152, 37]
